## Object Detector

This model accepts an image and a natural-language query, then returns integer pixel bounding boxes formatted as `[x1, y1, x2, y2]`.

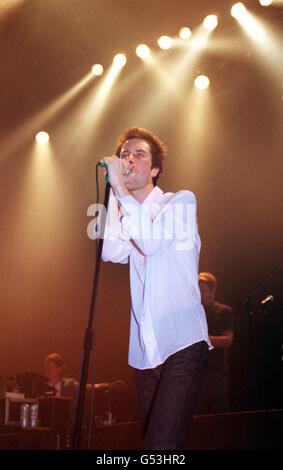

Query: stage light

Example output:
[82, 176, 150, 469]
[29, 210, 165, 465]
[179, 27, 192, 40]
[194, 75, 210, 90]
[231, 3, 247, 19]
[91, 64, 104, 76]
[158, 36, 173, 50]
[113, 53, 127, 68]
[230, 0, 281, 75]
[136, 44, 150, 59]
[203, 15, 218, 31]
[35, 131, 50, 144]
[192, 37, 207, 50]
[259, 0, 273, 5]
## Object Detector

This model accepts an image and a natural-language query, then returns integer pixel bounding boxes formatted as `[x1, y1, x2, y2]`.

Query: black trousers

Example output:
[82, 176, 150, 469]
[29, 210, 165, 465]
[134, 340, 209, 450]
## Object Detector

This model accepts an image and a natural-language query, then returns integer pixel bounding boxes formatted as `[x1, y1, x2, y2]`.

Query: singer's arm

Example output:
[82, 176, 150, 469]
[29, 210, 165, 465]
[118, 190, 198, 257]
[100, 189, 132, 264]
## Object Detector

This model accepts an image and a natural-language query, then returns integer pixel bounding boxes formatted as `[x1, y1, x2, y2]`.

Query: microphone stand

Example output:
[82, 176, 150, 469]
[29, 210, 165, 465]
[71, 174, 111, 450]
[232, 263, 281, 410]
[232, 263, 281, 317]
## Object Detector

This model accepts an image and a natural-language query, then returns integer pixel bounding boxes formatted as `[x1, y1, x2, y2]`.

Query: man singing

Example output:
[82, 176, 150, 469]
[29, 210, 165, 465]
[99, 127, 211, 450]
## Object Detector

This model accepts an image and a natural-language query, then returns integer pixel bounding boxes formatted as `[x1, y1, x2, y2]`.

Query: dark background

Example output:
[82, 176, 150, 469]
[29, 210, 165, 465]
[0, 0, 282, 412]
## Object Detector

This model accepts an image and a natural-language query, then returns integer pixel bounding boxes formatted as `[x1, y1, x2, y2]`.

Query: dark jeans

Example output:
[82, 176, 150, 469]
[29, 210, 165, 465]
[134, 340, 209, 450]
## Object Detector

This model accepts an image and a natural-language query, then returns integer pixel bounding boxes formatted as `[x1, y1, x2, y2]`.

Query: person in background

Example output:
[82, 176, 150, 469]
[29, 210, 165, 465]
[44, 353, 78, 416]
[197, 272, 234, 414]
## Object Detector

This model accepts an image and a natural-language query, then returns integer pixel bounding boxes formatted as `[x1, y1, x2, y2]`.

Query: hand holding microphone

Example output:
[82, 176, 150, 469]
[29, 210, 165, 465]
[97, 156, 132, 197]
[98, 156, 132, 177]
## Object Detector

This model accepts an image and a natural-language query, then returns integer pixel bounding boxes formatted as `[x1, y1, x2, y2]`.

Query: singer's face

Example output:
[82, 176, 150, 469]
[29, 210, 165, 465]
[119, 138, 159, 191]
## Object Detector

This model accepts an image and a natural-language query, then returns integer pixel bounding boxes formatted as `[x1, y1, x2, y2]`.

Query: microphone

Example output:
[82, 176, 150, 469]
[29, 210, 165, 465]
[261, 295, 274, 305]
[97, 160, 133, 176]
[124, 164, 133, 176]
[97, 161, 107, 170]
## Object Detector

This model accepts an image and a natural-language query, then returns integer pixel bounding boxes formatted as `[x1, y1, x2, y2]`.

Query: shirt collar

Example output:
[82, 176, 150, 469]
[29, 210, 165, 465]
[48, 380, 62, 391]
[142, 186, 164, 206]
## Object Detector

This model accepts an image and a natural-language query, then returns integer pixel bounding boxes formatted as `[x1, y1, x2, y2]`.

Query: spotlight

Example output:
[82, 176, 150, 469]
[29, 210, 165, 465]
[113, 53, 127, 68]
[194, 75, 210, 90]
[192, 37, 207, 50]
[158, 35, 173, 50]
[259, 0, 273, 5]
[231, 3, 247, 19]
[203, 15, 218, 31]
[179, 27, 192, 40]
[35, 131, 49, 144]
[91, 64, 104, 76]
[136, 44, 150, 59]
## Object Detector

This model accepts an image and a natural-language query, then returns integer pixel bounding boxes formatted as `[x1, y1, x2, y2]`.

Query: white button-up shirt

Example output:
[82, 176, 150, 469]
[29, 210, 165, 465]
[100, 185, 212, 370]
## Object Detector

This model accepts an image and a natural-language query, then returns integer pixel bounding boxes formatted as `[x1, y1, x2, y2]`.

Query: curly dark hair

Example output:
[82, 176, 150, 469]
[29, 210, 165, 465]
[115, 127, 167, 186]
